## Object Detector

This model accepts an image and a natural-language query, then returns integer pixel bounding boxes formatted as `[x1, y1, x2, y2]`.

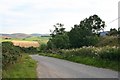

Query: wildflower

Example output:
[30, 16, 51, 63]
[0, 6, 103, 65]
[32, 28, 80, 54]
[82, 46, 86, 48]
[95, 53, 97, 55]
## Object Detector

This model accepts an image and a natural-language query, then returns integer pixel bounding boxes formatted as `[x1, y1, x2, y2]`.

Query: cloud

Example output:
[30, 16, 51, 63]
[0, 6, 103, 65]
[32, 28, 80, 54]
[0, 0, 119, 33]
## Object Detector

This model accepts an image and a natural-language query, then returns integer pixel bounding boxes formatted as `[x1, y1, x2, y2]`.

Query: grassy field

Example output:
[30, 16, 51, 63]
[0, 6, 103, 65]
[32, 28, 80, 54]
[23, 36, 50, 44]
[1, 36, 50, 44]
[2, 54, 37, 78]
[23, 36, 50, 41]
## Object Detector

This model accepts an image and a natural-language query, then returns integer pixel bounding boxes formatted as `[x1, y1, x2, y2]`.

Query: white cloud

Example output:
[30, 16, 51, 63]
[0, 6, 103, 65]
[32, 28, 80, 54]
[0, 0, 119, 34]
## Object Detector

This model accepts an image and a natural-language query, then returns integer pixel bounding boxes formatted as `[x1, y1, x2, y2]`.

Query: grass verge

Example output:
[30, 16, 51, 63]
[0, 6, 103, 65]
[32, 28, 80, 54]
[39, 53, 119, 71]
[2, 53, 37, 78]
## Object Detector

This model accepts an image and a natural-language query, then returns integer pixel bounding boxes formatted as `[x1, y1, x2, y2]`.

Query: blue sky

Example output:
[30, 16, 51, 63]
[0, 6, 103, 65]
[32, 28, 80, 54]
[0, 0, 119, 34]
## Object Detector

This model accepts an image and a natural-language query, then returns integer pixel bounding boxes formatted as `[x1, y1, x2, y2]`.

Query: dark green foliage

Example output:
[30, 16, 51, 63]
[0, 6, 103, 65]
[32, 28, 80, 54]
[40, 14, 119, 71]
[47, 15, 105, 49]
[98, 47, 119, 61]
[68, 14, 105, 48]
[2, 54, 37, 78]
[2, 42, 38, 69]
[68, 25, 85, 48]
[109, 28, 118, 36]
[20, 47, 38, 54]
[38, 43, 47, 52]
[50, 23, 65, 37]
[47, 23, 70, 49]
[85, 36, 99, 46]
[61, 47, 119, 61]
[2, 42, 22, 68]
[41, 46, 119, 62]
[47, 39, 54, 49]
[88, 14, 105, 33]
[51, 33, 70, 49]
[95, 36, 118, 47]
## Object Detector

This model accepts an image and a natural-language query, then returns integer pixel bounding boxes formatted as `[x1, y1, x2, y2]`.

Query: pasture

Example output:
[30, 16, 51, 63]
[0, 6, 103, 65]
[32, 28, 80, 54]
[0, 36, 50, 48]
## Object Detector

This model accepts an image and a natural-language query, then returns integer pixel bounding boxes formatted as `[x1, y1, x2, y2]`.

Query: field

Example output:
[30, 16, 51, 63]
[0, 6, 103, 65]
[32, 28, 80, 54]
[1, 36, 50, 47]
[22, 36, 50, 44]
[11, 40, 40, 48]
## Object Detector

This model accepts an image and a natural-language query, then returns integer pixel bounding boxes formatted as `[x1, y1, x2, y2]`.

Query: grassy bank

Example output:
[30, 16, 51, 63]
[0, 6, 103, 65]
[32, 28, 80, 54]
[2, 54, 37, 78]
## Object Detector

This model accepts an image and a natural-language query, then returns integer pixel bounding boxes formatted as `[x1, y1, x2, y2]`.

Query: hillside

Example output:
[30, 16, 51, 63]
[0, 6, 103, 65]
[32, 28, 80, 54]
[1, 33, 50, 39]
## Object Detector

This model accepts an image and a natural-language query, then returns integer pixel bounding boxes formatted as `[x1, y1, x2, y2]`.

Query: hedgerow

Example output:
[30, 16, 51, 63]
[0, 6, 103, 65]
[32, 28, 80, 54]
[60, 46, 119, 61]
[2, 42, 22, 68]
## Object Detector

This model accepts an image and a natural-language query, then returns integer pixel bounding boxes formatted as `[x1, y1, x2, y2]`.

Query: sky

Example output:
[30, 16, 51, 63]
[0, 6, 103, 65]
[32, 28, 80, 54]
[0, 0, 119, 34]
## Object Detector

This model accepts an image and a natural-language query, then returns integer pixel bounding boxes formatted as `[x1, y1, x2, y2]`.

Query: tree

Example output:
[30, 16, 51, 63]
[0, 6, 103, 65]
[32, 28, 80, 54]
[109, 28, 118, 36]
[47, 23, 70, 49]
[50, 23, 65, 37]
[88, 15, 105, 34]
[68, 14, 104, 48]
[52, 33, 70, 49]
[38, 43, 47, 52]
[68, 24, 86, 48]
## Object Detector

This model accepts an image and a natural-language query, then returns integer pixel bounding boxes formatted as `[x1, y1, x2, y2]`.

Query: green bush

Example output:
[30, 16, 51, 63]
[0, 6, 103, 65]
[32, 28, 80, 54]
[2, 42, 22, 68]
[44, 46, 119, 62]
[47, 33, 70, 49]
[20, 47, 38, 54]
[2, 54, 37, 78]
[38, 43, 47, 52]
[60, 46, 119, 61]
[97, 46, 119, 61]
[96, 36, 119, 47]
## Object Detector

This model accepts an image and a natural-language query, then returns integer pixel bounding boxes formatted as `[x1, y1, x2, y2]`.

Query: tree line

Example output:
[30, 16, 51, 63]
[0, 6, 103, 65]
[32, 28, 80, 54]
[46, 14, 104, 50]
[44, 14, 119, 51]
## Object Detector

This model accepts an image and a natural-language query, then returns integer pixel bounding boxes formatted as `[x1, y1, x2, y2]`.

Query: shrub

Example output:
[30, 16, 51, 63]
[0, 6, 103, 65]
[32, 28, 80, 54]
[97, 46, 119, 61]
[59, 46, 119, 61]
[38, 43, 47, 52]
[2, 42, 22, 68]
[20, 47, 38, 54]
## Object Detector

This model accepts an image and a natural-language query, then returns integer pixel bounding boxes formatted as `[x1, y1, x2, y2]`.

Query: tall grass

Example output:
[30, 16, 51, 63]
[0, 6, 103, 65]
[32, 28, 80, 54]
[2, 54, 37, 78]
[61, 46, 119, 61]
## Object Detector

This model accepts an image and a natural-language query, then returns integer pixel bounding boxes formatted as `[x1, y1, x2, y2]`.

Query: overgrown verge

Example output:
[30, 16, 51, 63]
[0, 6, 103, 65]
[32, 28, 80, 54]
[2, 42, 37, 78]
[2, 42, 22, 69]
[20, 47, 38, 54]
[39, 46, 119, 71]
[2, 54, 37, 78]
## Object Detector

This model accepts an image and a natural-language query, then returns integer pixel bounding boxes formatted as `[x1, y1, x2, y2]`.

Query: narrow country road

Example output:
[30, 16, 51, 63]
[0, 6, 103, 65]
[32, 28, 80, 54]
[30, 55, 118, 78]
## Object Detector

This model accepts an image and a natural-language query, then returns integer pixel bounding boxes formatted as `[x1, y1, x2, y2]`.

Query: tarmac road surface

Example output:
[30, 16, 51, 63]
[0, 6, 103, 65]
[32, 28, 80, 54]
[30, 55, 118, 78]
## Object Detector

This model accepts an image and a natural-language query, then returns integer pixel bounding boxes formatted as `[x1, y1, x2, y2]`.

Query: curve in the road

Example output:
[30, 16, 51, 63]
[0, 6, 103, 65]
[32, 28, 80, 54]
[30, 55, 118, 78]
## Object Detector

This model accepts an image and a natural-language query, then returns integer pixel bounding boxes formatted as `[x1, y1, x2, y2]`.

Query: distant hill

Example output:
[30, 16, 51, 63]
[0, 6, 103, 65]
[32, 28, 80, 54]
[1, 33, 50, 38]
[11, 33, 32, 38]
[31, 33, 50, 37]
[1, 34, 11, 37]
[31, 33, 42, 37]
[40, 34, 50, 37]
[1, 33, 32, 38]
